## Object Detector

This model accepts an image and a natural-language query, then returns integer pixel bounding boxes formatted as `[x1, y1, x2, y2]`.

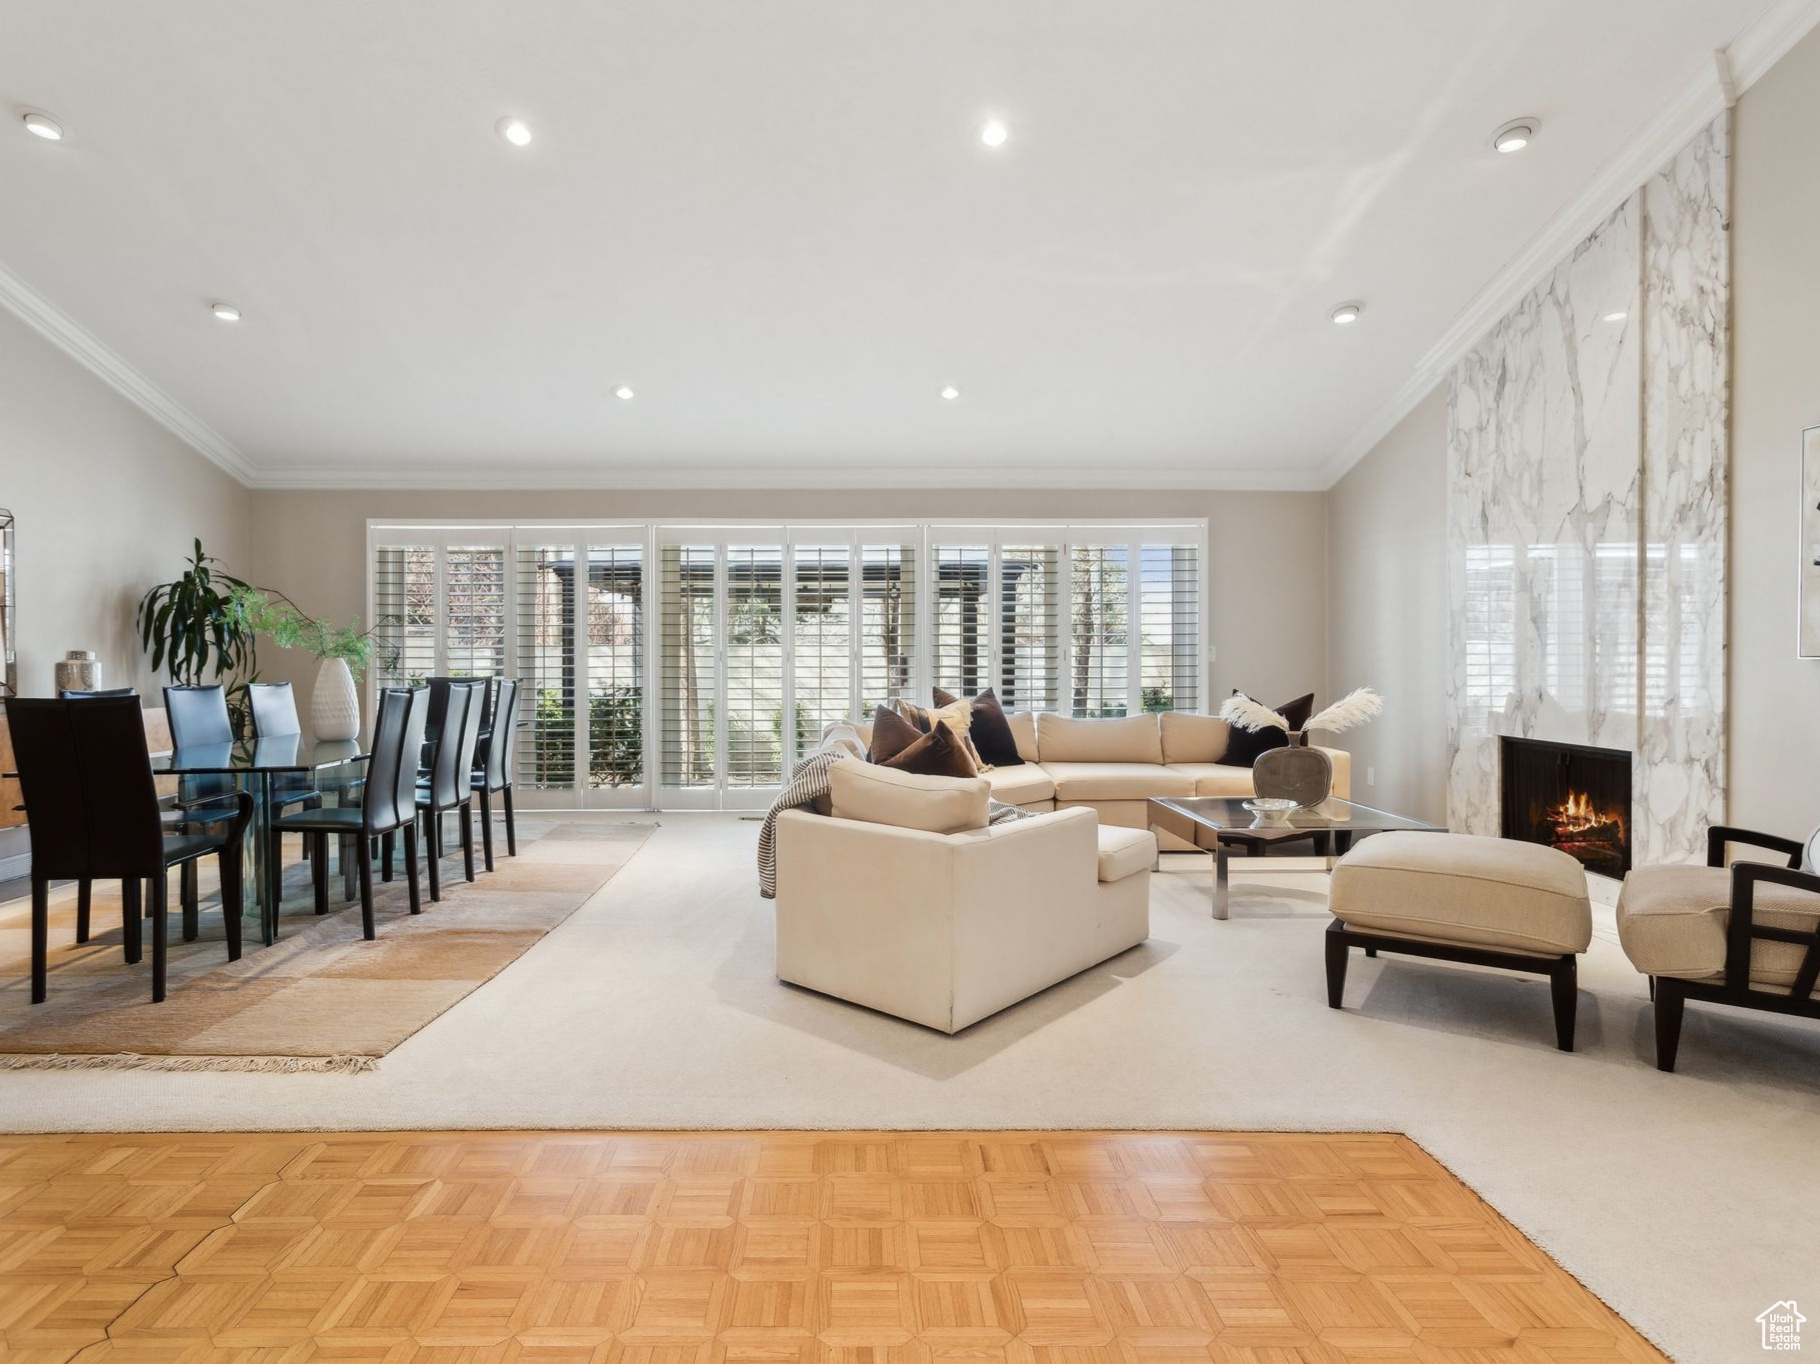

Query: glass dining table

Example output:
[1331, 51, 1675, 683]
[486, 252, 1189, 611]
[154, 735, 370, 945]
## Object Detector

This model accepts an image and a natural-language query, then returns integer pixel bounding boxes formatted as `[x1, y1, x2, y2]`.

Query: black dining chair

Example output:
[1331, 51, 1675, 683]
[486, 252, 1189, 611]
[163, 685, 246, 929]
[275, 686, 427, 940]
[57, 687, 140, 944]
[472, 677, 521, 870]
[417, 680, 483, 900]
[6, 697, 252, 1004]
[246, 681, 326, 886]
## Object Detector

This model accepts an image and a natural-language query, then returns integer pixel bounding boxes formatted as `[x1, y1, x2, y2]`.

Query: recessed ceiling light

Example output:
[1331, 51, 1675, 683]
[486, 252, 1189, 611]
[210, 302, 242, 322]
[940, 386, 961, 401]
[1492, 118, 1538, 154]
[977, 119, 1009, 149]
[1602, 311, 1628, 323]
[614, 385, 635, 401]
[22, 111, 63, 141]
[497, 116, 533, 148]
[1330, 302, 1363, 326]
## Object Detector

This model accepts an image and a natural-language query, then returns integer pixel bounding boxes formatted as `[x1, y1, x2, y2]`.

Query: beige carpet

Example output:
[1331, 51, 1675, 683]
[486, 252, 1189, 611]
[0, 818, 653, 1070]
[2, 814, 1818, 1362]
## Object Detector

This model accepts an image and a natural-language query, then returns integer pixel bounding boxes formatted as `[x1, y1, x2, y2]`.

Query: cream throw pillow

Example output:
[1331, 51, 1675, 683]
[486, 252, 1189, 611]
[828, 760, 990, 833]
[919, 699, 987, 772]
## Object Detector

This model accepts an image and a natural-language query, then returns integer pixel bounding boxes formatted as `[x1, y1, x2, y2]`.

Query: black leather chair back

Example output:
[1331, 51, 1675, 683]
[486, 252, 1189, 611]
[5, 699, 92, 882]
[60, 688, 137, 700]
[164, 685, 234, 747]
[393, 689, 430, 832]
[427, 683, 483, 810]
[248, 682, 303, 738]
[67, 696, 166, 878]
[361, 688, 415, 834]
[482, 679, 519, 791]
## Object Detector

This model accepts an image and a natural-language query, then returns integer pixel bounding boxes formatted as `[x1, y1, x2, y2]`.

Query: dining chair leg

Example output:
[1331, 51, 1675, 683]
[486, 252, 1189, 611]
[76, 879, 92, 945]
[502, 786, 518, 857]
[461, 801, 476, 883]
[356, 846, 376, 942]
[312, 833, 330, 915]
[218, 851, 244, 963]
[342, 835, 358, 902]
[404, 823, 422, 915]
[425, 811, 443, 903]
[180, 861, 200, 943]
[122, 878, 142, 965]
[151, 871, 169, 1004]
[30, 875, 49, 1005]
[382, 831, 395, 883]
[478, 787, 496, 872]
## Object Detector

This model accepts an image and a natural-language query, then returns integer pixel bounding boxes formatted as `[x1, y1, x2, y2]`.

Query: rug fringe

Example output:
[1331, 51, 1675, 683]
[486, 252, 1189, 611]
[0, 1052, 380, 1074]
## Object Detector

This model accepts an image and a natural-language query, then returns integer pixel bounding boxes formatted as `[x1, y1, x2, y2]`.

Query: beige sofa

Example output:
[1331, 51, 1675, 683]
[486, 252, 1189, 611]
[773, 764, 1155, 1033]
[854, 711, 1351, 850]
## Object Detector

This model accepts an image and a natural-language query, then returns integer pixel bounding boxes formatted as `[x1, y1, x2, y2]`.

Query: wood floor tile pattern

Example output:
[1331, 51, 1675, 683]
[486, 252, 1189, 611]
[0, 1131, 1666, 1363]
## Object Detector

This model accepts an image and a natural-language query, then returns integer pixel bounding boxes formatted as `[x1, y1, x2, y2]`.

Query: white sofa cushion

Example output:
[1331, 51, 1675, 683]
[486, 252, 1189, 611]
[1037, 714, 1163, 764]
[1043, 762, 1195, 800]
[1163, 763, 1258, 797]
[1007, 711, 1040, 762]
[828, 761, 989, 833]
[1159, 712, 1231, 764]
[984, 764, 1055, 805]
[1096, 826, 1156, 882]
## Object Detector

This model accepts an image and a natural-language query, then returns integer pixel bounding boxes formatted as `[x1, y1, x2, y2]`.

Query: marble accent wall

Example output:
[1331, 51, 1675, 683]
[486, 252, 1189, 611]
[1446, 115, 1729, 865]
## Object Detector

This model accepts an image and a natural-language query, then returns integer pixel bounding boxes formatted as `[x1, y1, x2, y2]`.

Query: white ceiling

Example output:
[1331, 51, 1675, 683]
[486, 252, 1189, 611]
[0, 0, 1807, 489]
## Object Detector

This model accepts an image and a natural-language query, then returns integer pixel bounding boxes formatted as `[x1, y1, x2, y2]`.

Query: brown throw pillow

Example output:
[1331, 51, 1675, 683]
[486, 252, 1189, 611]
[878, 723, 978, 779]
[867, 704, 925, 765]
[928, 687, 1025, 767]
[1221, 691, 1317, 767]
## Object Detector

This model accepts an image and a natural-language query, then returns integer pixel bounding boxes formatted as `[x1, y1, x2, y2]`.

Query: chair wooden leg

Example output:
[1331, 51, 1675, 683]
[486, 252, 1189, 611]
[1550, 955, 1578, 1052]
[30, 875, 49, 1004]
[426, 811, 443, 902]
[76, 879, 92, 945]
[1324, 922, 1348, 1009]
[151, 871, 169, 1004]
[461, 801, 476, 883]
[180, 861, 200, 943]
[357, 845, 376, 941]
[382, 831, 395, 883]
[404, 824, 422, 915]
[479, 787, 496, 872]
[122, 879, 143, 965]
[502, 786, 518, 857]
[342, 835, 358, 901]
[312, 833, 330, 914]
[1654, 978, 1687, 1072]
[218, 852, 244, 963]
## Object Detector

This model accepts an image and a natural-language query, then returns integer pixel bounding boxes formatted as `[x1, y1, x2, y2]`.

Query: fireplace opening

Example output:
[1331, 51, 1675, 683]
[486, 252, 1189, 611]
[1500, 738, 1632, 878]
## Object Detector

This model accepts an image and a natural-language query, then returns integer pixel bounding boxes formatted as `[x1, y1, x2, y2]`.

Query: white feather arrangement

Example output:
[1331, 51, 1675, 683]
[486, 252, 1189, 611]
[1305, 686, 1383, 735]
[1218, 693, 1289, 733]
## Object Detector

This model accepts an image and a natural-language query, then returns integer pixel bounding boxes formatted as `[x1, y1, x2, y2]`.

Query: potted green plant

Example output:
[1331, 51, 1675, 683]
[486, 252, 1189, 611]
[137, 540, 260, 735]
[229, 588, 376, 740]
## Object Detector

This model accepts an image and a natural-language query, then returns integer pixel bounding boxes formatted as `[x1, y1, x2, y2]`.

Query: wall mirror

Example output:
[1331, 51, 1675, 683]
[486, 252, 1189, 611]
[0, 506, 13, 696]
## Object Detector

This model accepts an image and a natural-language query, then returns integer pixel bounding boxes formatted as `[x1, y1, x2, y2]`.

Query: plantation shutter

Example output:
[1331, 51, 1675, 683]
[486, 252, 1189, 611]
[999, 544, 1062, 712]
[514, 543, 579, 791]
[444, 546, 506, 676]
[660, 546, 717, 789]
[1069, 545, 1129, 717]
[371, 543, 438, 688]
[724, 543, 785, 789]
[791, 543, 852, 753]
[1139, 543, 1200, 713]
[857, 541, 915, 713]
[931, 544, 988, 700]
[585, 544, 645, 790]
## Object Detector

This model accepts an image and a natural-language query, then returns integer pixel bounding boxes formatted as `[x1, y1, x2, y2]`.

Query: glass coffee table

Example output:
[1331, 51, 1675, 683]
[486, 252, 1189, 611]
[1146, 795, 1442, 919]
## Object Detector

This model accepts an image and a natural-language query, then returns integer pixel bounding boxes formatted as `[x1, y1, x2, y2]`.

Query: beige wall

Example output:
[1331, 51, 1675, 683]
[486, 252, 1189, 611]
[1729, 23, 1820, 835]
[1324, 390, 1449, 825]
[0, 306, 252, 863]
[248, 487, 1328, 715]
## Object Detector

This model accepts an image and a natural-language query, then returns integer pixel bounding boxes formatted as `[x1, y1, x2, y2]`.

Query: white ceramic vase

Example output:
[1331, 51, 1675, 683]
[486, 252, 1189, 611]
[310, 657, 360, 740]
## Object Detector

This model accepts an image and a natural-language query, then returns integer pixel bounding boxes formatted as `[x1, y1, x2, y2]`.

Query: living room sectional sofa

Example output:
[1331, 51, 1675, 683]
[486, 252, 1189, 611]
[853, 710, 1351, 849]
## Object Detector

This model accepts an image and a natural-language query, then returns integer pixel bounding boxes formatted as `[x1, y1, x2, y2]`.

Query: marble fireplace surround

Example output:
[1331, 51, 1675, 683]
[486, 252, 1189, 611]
[1446, 115, 1728, 866]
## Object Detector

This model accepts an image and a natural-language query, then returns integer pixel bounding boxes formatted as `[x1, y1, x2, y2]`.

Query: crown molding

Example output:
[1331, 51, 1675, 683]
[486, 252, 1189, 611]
[1318, 0, 1820, 490]
[0, 260, 256, 485]
[248, 460, 1328, 494]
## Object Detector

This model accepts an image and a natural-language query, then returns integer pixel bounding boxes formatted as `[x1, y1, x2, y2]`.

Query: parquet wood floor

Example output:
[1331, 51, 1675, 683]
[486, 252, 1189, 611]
[0, 1130, 1666, 1364]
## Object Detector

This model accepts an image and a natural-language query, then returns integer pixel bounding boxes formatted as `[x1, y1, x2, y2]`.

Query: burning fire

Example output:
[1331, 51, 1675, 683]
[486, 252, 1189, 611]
[1548, 790, 1624, 841]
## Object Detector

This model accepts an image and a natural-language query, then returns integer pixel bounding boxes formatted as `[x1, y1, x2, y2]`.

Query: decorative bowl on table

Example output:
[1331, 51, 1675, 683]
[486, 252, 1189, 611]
[1243, 797, 1299, 827]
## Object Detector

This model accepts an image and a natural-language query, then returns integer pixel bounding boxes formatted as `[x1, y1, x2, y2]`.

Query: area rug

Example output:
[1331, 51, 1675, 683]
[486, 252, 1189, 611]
[0, 818, 654, 1071]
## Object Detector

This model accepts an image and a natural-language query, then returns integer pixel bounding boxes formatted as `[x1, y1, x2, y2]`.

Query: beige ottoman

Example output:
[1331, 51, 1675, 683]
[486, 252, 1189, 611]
[1326, 831, 1593, 1050]
[1096, 825, 1155, 961]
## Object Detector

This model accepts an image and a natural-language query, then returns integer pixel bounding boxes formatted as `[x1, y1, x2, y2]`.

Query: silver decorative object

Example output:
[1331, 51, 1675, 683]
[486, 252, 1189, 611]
[53, 650, 101, 694]
[1253, 743, 1333, 807]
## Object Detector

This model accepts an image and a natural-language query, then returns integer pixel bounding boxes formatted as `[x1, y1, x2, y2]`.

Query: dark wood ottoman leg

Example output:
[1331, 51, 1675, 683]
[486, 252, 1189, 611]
[1325, 921, 1349, 1008]
[1550, 954, 1578, 1052]
[1653, 977, 1687, 1072]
